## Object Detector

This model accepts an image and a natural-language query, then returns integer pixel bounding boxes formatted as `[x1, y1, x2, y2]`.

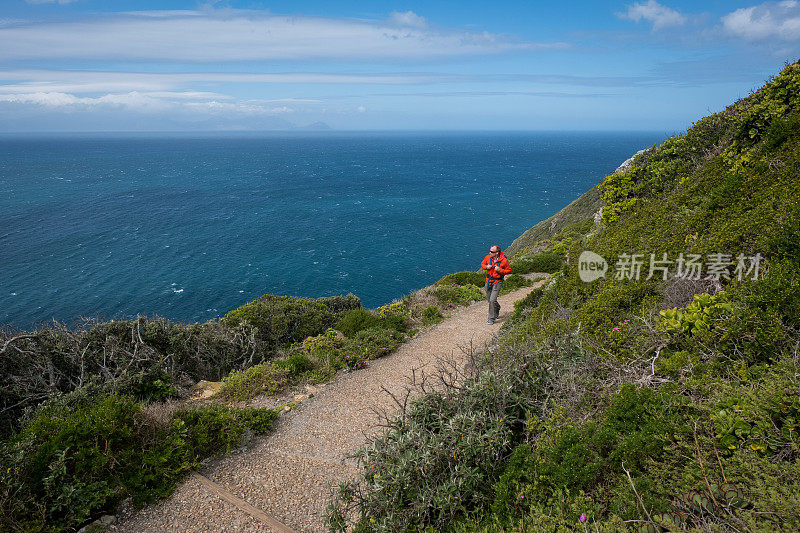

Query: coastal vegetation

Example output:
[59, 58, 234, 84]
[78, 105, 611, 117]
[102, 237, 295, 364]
[327, 61, 800, 531]
[0, 252, 500, 530]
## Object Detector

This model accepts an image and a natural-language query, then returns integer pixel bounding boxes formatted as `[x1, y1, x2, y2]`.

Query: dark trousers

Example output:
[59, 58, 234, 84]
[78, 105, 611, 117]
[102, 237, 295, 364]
[485, 281, 502, 319]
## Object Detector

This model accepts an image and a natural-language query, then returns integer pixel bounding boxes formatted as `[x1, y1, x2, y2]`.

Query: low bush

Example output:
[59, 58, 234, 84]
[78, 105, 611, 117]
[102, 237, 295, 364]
[219, 362, 291, 401]
[506, 385, 691, 512]
[0, 389, 279, 532]
[504, 287, 544, 325]
[302, 328, 349, 372]
[120, 370, 179, 403]
[509, 252, 563, 274]
[335, 308, 381, 337]
[379, 314, 411, 334]
[328, 372, 525, 532]
[349, 327, 404, 360]
[175, 405, 250, 461]
[432, 283, 485, 306]
[436, 271, 486, 287]
[316, 293, 362, 313]
[233, 406, 281, 434]
[497, 274, 533, 295]
[421, 305, 444, 326]
[221, 294, 334, 349]
[175, 404, 279, 460]
[375, 302, 412, 333]
[274, 351, 315, 376]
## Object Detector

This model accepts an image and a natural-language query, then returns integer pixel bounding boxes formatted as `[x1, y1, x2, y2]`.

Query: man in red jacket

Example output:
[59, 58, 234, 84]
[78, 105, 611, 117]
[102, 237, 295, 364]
[481, 245, 511, 324]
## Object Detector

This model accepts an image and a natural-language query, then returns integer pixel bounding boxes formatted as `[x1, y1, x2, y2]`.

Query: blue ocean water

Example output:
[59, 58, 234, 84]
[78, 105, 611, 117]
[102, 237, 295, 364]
[0, 131, 668, 329]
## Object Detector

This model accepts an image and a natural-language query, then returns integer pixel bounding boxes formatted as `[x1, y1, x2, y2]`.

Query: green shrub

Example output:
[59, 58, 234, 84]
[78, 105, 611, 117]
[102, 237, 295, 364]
[335, 307, 381, 337]
[711, 360, 800, 457]
[573, 279, 659, 357]
[0, 388, 282, 532]
[490, 443, 537, 522]
[379, 314, 412, 334]
[328, 372, 523, 532]
[274, 351, 315, 376]
[349, 327, 404, 360]
[234, 406, 281, 434]
[509, 252, 563, 274]
[2, 394, 149, 530]
[175, 404, 249, 460]
[436, 271, 486, 287]
[433, 283, 485, 306]
[302, 328, 348, 371]
[599, 166, 640, 224]
[497, 274, 533, 295]
[491, 385, 692, 524]
[375, 302, 412, 333]
[317, 293, 362, 313]
[221, 294, 334, 349]
[421, 305, 444, 326]
[505, 288, 544, 325]
[219, 361, 291, 401]
[659, 292, 733, 336]
[766, 204, 800, 264]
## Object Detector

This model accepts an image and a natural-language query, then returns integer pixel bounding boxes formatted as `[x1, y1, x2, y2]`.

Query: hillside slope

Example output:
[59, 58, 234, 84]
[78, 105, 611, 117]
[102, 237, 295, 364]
[505, 185, 601, 258]
[330, 61, 800, 532]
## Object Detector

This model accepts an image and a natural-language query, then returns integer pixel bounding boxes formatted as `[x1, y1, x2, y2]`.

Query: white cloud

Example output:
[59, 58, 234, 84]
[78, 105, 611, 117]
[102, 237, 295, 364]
[388, 11, 427, 28]
[722, 1, 800, 41]
[0, 90, 304, 117]
[183, 101, 296, 115]
[618, 0, 687, 30]
[0, 70, 455, 96]
[26, 0, 78, 4]
[0, 10, 559, 62]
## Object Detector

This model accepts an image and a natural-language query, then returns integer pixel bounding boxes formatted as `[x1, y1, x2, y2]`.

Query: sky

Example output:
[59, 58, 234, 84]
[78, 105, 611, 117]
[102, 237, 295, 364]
[0, 0, 797, 131]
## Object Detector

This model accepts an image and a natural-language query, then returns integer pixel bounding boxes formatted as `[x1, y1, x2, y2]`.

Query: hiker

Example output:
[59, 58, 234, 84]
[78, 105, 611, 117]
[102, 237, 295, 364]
[481, 245, 511, 324]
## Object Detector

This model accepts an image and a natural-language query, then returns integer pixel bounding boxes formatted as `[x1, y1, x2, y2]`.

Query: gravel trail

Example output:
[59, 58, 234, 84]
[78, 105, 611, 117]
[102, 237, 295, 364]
[109, 276, 548, 532]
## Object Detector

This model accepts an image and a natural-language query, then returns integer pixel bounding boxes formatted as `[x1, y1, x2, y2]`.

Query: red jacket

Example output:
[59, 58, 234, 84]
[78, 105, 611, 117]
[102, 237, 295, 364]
[481, 252, 511, 285]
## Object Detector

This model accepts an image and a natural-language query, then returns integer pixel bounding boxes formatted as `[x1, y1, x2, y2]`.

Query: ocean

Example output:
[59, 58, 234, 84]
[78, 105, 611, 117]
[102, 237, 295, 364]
[0, 131, 668, 329]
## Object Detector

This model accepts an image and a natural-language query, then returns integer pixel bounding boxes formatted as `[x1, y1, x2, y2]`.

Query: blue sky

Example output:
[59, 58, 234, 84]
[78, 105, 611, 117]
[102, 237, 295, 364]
[0, 0, 796, 131]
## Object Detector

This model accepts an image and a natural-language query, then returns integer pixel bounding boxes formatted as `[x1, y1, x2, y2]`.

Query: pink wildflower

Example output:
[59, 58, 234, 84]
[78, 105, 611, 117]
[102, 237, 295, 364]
[579, 514, 587, 522]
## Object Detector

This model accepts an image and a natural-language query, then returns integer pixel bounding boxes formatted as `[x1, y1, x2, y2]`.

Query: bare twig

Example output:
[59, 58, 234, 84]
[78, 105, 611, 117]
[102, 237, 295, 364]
[622, 461, 653, 523]
[0, 334, 38, 355]
[710, 425, 728, 484]
[694, 422, 721, 510]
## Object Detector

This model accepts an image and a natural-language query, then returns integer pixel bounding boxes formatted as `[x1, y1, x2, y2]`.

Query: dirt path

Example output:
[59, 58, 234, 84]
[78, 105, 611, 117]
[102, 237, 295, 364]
[109, 276, 549, 533]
